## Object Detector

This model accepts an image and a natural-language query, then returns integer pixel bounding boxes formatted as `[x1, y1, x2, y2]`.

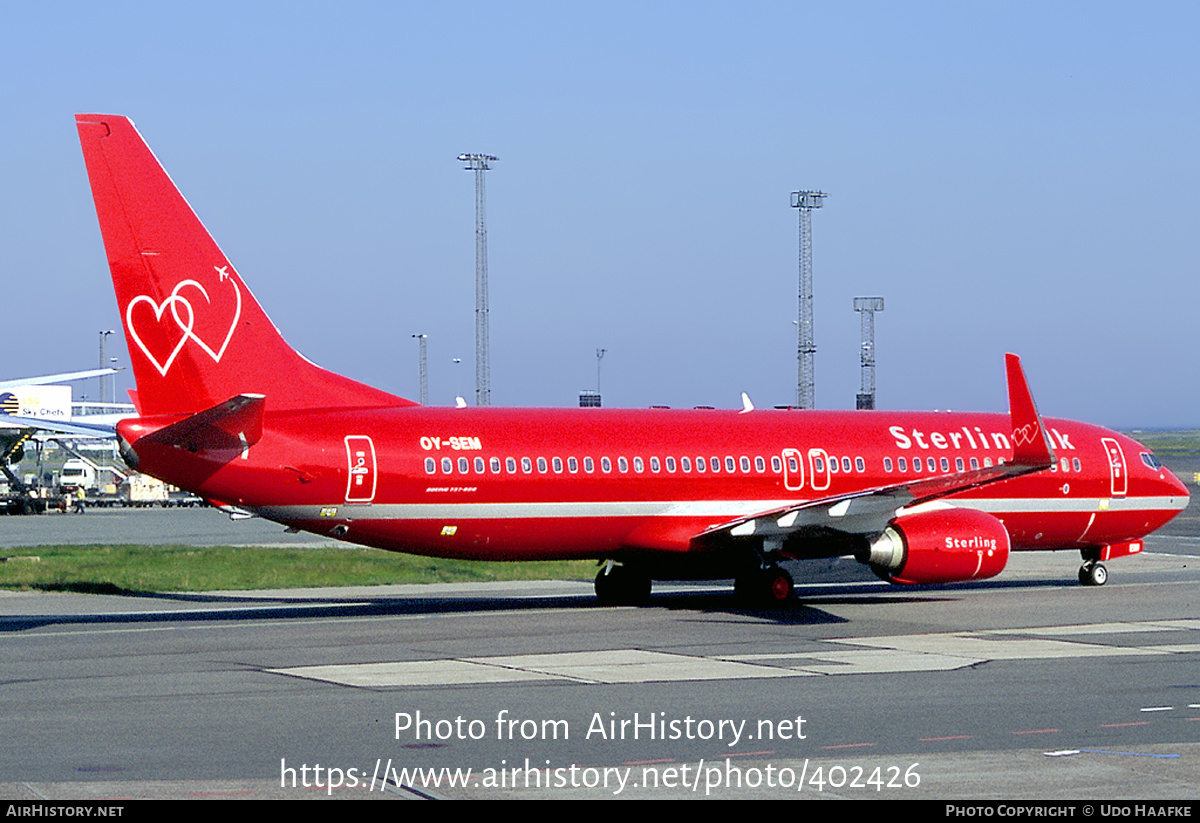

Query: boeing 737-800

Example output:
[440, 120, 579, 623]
[73, 114, 1189, 605]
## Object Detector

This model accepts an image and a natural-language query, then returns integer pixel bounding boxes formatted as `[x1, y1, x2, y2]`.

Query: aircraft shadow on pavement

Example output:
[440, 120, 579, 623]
[0, 573, 1081, 633]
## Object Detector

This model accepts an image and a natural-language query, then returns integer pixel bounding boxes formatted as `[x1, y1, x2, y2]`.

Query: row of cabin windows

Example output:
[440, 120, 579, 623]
[882, 455, 1083, 473]
[425, 453, 870, 477]
[428, 455, 779, 476]
[424, 453, 1083, 477]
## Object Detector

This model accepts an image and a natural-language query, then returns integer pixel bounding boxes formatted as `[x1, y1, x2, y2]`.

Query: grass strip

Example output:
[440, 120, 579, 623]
[0, 544, 595, 594]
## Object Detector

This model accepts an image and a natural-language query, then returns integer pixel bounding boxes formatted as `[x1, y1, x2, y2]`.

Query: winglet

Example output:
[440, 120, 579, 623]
[1005, 353, 1055, 468]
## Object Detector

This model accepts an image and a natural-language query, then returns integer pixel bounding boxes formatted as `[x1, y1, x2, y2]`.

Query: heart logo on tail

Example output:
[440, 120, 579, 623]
[126, 294, 195, 377]
[125, 267, 244, 377]
[170, 274, 242, 363]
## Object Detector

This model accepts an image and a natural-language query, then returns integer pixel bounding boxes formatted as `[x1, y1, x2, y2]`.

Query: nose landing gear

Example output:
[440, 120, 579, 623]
[1079, 561, 1107, 586]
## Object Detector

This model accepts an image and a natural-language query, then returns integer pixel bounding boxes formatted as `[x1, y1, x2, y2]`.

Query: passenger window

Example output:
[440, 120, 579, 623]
[537, 457, 547, 473]
[618, 457, 629, 472]
[522, 457, 533, 473]
[682, 457, 692, 472]
[633, 457, 644, 473]
[755, 456, 765, 473]
[458, 457, 469, 473]
[884, 457, 893, 472]
[506, 457, 517, 473]
[650, 457, 660, 472]
[425, 457, 436, 474]
[841, 457, 852, 473]
[568, 457, 578, 473]
[442, 457, 453, 473]
[897, 457, 907, 472]
[474, 457, 485, 473]
[695, 457, 706, 473]
[939, 458, 949, 472]
[490, 456, 501, 473]
[771, 456, 782, 473]
[726, 456, 736, 473]
[553, 457, 563, 473]
[855, 457, 865, 472]
[955, 457, 964, 471]
[601, 457, 612, 473]
[665, 457, 676, 473]
[584, 457, 595, 473]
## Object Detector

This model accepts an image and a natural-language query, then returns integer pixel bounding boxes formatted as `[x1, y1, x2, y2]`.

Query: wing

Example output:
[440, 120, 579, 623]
[702, 353, 1056, 545]
[0, 368, 118, 392]
[0, 415, 117, 439]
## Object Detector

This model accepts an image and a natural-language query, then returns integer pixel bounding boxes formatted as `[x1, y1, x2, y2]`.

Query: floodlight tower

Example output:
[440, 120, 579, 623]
[458, 153, 498, 406]
[412, 334, 428, 405]
[790, 190, 827, 409]
[98, 329, 114, 404]
[853, 297, 884, 410]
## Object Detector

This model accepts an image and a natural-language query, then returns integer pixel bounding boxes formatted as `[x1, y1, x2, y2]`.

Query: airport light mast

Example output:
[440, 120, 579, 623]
[790, 190, 827, 409]
[412, 334, 428, 405]
[853, 297, 884, 409]
[98, 329, 114, 404]
[458, 153, 498, 406]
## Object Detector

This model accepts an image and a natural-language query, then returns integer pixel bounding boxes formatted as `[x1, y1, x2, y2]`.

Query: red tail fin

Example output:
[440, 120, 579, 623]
[75, 114, 411, 417]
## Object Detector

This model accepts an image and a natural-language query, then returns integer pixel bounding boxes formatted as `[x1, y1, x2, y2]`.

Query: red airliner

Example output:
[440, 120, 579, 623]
[74, 114, 1189, 605]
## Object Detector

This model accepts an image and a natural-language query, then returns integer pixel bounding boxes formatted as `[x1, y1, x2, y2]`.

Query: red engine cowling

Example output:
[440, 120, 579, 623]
[864, 507, 1010, 585]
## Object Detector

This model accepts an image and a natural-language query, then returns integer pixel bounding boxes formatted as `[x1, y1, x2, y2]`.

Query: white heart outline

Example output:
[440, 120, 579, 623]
[169, 271, 242, 364]
[1011, 423, 1040, 446]
[125, 293, 195, 377]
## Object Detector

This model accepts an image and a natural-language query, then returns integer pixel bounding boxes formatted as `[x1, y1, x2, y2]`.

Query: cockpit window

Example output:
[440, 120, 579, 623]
[1140, 452, 1163, 470]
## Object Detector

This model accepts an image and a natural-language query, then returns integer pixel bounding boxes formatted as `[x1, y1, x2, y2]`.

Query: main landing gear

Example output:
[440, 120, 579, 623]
[594, 562, 652, 606]
[734, 565, 795, 607]
[1079, 561, 1108, 587]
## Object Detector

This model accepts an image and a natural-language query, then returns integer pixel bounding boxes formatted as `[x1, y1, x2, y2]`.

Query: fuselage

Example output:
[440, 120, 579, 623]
[119, 406, 1189, 565]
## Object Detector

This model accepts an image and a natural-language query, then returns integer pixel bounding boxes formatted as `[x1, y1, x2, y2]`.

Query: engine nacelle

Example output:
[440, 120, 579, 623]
[864, 507, 1010, 585]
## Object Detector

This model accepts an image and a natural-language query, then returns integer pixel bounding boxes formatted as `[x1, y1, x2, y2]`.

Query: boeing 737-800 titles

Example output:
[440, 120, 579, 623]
[73, 114, 1189, 605]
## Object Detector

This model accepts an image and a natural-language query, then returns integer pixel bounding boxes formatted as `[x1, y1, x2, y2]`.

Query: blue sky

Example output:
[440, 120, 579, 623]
[3, 1, 1197, 426]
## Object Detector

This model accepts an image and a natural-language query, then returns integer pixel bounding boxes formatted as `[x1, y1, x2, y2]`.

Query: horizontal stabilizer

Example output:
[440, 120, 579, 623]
[139, 393, 265, 454]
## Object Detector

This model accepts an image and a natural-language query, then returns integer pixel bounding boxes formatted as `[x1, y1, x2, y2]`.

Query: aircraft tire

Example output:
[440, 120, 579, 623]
[594, 565, 651, 606]
[735, 566, 794, 607]
[1079, 562, 1108, 587]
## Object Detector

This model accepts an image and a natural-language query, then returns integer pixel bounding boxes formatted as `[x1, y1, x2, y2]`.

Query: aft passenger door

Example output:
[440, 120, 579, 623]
[344, 435, 378, 503]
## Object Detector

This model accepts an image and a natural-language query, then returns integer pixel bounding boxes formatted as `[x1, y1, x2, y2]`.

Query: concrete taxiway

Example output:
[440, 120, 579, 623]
[1, 464, 1197, 800]
[1, 536, 1199, 800]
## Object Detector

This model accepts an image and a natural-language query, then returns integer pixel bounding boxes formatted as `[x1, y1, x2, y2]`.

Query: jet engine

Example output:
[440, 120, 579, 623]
[863, 507, 1010, 585]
